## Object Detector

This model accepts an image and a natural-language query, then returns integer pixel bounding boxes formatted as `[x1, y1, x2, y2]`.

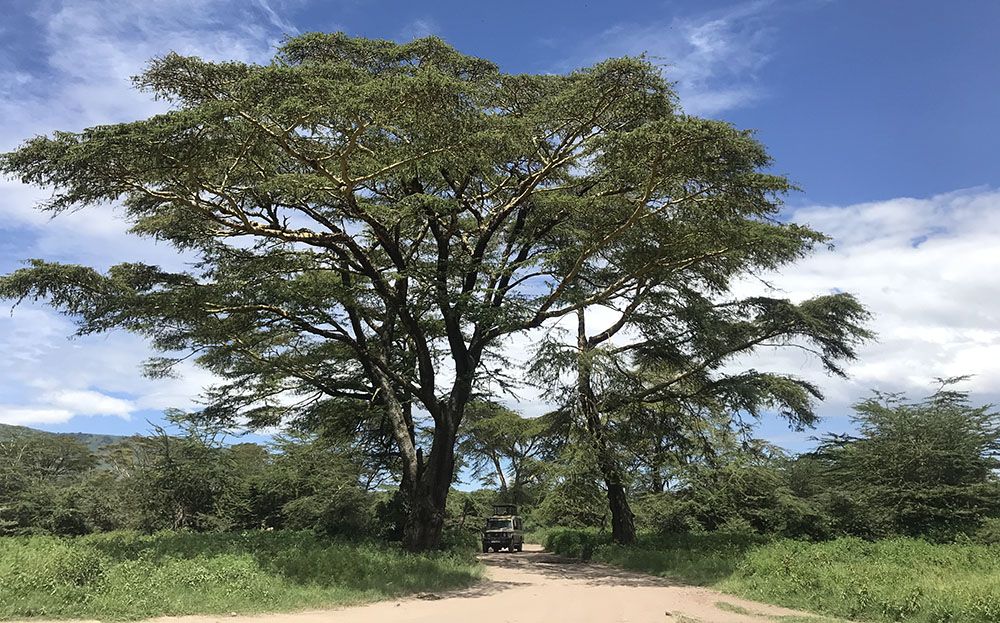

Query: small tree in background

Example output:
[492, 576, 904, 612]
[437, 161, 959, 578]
[458, 401, 562, 506]
[0, 430, 97, 535]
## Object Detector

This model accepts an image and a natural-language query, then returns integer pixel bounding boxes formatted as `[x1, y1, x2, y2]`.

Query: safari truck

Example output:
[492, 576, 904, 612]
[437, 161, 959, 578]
[482, 503, 524, 553]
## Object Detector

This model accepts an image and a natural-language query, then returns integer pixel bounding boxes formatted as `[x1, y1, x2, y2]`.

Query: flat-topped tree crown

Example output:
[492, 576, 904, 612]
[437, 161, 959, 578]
[0, 33, 868, 550]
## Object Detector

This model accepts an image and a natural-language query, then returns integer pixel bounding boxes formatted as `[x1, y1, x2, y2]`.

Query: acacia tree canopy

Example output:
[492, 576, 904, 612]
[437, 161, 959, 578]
[1, 33, 867, 550]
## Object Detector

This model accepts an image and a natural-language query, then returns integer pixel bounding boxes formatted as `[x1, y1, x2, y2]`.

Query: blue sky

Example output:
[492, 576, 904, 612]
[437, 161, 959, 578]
[1, 0, 999, 455]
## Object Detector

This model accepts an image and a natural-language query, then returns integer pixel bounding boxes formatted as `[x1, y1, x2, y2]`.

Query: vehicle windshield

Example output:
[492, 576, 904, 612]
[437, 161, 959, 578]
[486, 519, 513, 530]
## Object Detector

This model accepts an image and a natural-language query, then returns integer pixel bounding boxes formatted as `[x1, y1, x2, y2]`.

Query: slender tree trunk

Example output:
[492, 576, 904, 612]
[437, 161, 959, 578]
[577, 309, 637, 545]
[491, 454, 509, 492]
[650, 436, 666, 493]
[651, 470, 664, 494]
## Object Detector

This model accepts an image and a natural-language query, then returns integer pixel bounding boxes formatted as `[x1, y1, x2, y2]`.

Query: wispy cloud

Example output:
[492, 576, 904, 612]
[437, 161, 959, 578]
[399, 17, 438, 41]
[566, 0, 780, 116]
[1, 0, 292, 148]
[253, 0, 301, 35]
[3, 0, 996, 442]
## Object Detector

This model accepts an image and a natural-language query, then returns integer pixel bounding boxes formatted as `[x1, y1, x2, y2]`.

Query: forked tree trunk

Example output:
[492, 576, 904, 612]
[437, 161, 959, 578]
[374, 373, 456, 552]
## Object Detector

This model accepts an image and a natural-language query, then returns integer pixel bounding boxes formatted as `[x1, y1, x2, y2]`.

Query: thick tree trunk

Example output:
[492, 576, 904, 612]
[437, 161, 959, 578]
[402, 480, 447, 552]
[605, 475, 637, 545]
[401, 426, 458, 552]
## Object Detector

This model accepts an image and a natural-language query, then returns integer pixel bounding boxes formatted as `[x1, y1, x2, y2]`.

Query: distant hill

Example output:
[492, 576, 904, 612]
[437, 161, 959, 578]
[0, 423, 127, 452]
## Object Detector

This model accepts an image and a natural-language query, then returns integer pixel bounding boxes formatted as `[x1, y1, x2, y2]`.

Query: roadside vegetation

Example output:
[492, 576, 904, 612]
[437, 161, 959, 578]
[2, 362, 998, 622]
[545, 530, 1000, 623]
[0, 531, 481, 620]
[538, 385, 1000, 623]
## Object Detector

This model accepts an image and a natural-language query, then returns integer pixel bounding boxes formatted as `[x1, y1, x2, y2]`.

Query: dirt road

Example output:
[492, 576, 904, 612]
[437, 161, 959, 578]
[128, 543, 826, 623]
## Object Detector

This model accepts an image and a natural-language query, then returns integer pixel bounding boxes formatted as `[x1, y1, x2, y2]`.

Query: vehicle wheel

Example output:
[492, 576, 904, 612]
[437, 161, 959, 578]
[482, 544, 489, 553]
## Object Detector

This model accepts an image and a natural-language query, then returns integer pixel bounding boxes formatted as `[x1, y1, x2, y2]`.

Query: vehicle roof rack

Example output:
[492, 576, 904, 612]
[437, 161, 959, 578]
[492, 503, 517, 516]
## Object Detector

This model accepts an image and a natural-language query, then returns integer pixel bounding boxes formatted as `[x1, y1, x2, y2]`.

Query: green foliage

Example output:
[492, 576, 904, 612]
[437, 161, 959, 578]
[0, 430, 101, 535]
[631, 493, 702, 534]
[457, 401, 559, 506]
[0, 531, 481, 620]
[614, 383, 1000, 543]
[1, 420, 383, 539]
[680, 460, 831, 539]
[261, 432, 379, 537]
[972, 517, 1000, 545]
[532, 442, 608, 528]
[543, 527, 610, 560]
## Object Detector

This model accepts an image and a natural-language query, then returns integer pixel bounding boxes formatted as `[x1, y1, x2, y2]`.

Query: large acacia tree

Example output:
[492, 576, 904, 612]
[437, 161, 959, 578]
[1, 33, 865, 550]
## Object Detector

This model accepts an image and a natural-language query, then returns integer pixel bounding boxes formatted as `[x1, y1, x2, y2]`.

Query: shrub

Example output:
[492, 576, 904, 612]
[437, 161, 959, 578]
[544, 527, 610, 560]
[815, 386, 1000, 540]
[973, 517, 1000, 545]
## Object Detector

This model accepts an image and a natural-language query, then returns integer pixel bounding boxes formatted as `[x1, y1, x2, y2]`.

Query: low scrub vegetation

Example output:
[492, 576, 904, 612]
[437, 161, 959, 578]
[545, 528, 1000, 623]
[0, 530, 481, 620]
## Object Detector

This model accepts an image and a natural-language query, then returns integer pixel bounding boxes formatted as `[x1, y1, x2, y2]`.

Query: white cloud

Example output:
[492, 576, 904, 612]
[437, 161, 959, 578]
[252, 0, 301, 35]
[0, 407, 75, 426]
[0, 303, 216, 426]
[490, 188, 1000, 445]
[567, 0, 778, 115]
[0, 179, 189, 273]
[2, 1, 996, 441]
[45, 390, 134, 417]
[1, 0, 291, 149]
[730, 187, 1000, 426]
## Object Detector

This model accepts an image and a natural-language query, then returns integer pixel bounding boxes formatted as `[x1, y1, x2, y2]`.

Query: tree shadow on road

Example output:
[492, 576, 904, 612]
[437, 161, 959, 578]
[477, 549, 685, 589]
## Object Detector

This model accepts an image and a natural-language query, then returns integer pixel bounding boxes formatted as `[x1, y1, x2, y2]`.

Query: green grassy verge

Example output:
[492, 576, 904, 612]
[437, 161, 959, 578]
[544, 528, 1000, 623]
[725, 538, 1000, 623]
[0, 530, 482, 620]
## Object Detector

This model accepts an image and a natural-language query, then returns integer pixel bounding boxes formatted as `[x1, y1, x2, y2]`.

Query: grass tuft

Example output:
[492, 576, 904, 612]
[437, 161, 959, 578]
[715, 601, 753, 615]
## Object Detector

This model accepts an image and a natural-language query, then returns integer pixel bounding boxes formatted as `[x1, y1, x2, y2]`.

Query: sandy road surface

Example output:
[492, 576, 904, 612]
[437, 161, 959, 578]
[24, 544, 832, 623]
